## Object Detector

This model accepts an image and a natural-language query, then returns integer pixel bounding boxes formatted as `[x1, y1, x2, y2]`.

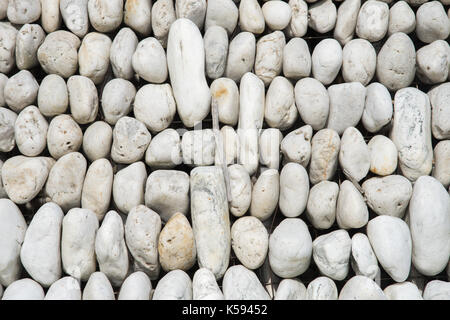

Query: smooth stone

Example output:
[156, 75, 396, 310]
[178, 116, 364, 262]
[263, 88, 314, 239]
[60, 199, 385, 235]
[388, 1, 416, 35]
[37, 31, 80, 78]
[112, 162, 147, 214]
[274, 279, 306, 300]
[145, 170, 190, 222]
[309, 128, 340, 184]
[7, 0, 41, 24]
[250, 169, 279, 221]
[228, 164, 252, 217]
[367, 216, 412, 282]
[205, 0, 238, 35]
[362, 82, 393, 133]
[60, 0, 89, 37]
[118, 271, 152, 300]
[88, 0, 123, 33]
[222, 265, 270, 300]
[342, 39, 376, 86]
[433, 141, 450, 188]
[264, 76, 297, 130]
[279, 163, 309, 218]
[61, 208, 99, 281]
[409, 176, 450, 276]
[2, 156, 54, 204]
[339, 275, 386, 300]
[334, 0, 361, 45]
[231, 216, 268, 270]
[255, 31, 285, 86]
[306, 277, 338, 300]
[110, 27, 138, 80]
[311, 39, 342, 85]
[336, 180, 368, 229]
[14, 106, 48, 157]
[204, 26, 228, 80]
[153, 270, 192, 300]
[2, 278, 44, 300]
[262, 0, 292, 30]
[351, 233, 379, 280]
[124, 0, 152, 35]
[111, 116, 151, 164]
[20, 203, 63, 287]
[356, 0, 389, 42]
[95, 210, 128, 287]
[308, 0, 337, 33]
[215, 126, 239, 166]
[0, 199, 27, 286]
[175, 0, 206, 29]
[416, 1, 450, 43]
[259, 128, 282, 170]
[37, 74, 69, 117]
[132, 37, 168, 83]
[78, 32, 112, 85]
[391, 88, 432, 181]
[269, 218, 312, 278]
[82, 121, 112, 162]
[237, 72, 265, 175]
[158, 212, 196, 272]
[0, 160, 6, 198]
[0, 23, 17, 74]
[4, 70, 39, 113]
[368, 135, 398, 176]
[41, 0, 62, 33]
[151, 0, 176, 47]
[101, 78, 136, 125]
[167, 18, 210, 127]
[238, 0, 265, 34]
[193, 268, 224, 300]
[44, 277, 82, 300]
[0, 73, 7, 107]
[225, 32, 256, 82]
[294, 78, 329, 131]
[211, 78, 239, 126]
[134, 84, 175, 133]
[428, 82, 450, 140]
[82, 272, 115, 300]
[67, 75, 98, 124]
[287, 0, 308, 37]
[47, 115, 83, 160]
[384, 282, 423, 300]
[416, 40, 450, 84]
[327, 82, 366, 135]
[376, 32, 416, 91]
[283, 38, 311, 80]
[313, 230, 352, 280]
[190, 166, 230, 279]
[15, 24, 45, 70]
[145, 129, 182, 169]
[125, 205, 161, 279]
[306, 181, 339, 230]
[45, 152, 87, 211]
[181, 129, 215, 166]
[423, 280, 450, 300]
[362, 175, 412, 218]
[281, 125, 312, 167]
[339, 127, 370, 182]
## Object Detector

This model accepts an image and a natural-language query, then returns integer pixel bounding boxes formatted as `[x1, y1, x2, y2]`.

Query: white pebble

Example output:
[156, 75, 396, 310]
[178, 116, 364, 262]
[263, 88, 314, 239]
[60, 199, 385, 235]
[416, 40, 450, 84]
[388, 1, 416, 35]
[264, 76, 297, 130]
[44, 277, 82, 300]
[112, 161, 147, 214]
[110, 27, 138, 80]
[222, 265, 270, 300]
[101, 79, 136, 125]
[306, 181, 339, 230]
[60, 0, 89, 37]
[88, 0, 123, 33]
[338, 275, 386, 300]
[0, 22, 17, 74]
[311, 39, 342, 85]
[342, 39, 376, 86]
[306, 277, 338, 300]
[124, 0, 152, 36]
[193, 268, 224, 300]
[37, 74, 69, 117]
[262, 1, 292, 31]
[250, 169, 279, 221]
[151, 0, 176, 47]
[274, 279, 306, 300]
[118, 271, 152, 300]
[239, 0, 265, 34]
[356, 0, 389, 42]
[82, 121, 112, 162]
[336, 180, 368, 229]
[339, 127, 370, 182]
[211, 78, 239, 126]
[78, 32, 112, 85]
[283, 38, 311, 80]
[255, 31, 285, 86]
[181, 129, 216, 166]
[384, 282, 423, 300]
[132, 38, 168, 83]
[351, 233, 379, 279]
[228, 164, 252, 217]
[334, 0, 361, 45]
[152, 270, 192, 300]
[2, 278, 44, 300]
[145, 129, 182, 169]
[423, 280, 450, 300]
[47, 115, 83, 160]
[82, 272, 115, 300]
[7, 0, 41, 24]
[308, 0, 337, 33]
[15, 24, 45, 70]
[432, 141, 450, 188]
[204, 26, 228, 80]
[0, 107, 16, 151]
[14, 106, 48, 157]
[368, 135, 398, 176]
[309, 128, 340, 184]
[415, 1, 450, 44]
[287, 0, 308, 37]
[67, 75, 98, 124]
[362, 82, 393, 133]
[41, 0, 62, 33]
[225, 32, 256, 82]
[4, 70, 39, 113]
[175, 0, 207, 29]
[294, 78, 329, 131]
[428, 82, 450, 140]
[205, 0, 238, 35]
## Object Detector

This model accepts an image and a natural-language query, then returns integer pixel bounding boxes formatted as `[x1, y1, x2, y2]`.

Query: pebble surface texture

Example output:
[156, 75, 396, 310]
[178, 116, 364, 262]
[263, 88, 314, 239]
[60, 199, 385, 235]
[0, 0, 449, 302]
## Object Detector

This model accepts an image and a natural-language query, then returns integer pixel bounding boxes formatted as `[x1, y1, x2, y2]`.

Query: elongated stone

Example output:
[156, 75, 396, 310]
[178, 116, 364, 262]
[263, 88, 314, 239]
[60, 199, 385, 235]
[309, 129, 340, 184]
[428, 82, 450, 140]
[334, 0, 361, 45]
[167, 18, 210, 127]
[110, 27, 138, 80]
[67, 75, 98, 124]
[0, 107, 16, 153]
[190, 166, 230, 279]
[125, 205, 161, 279]
[15, 24, 45, 70]
[391, 87, 432, 181]
[20, 203, 63, 287]
[255, 31, 286, 86]
[228, 164, 252, 217]
[250, 169, 279, 221]
[351, 233, 379, 279]
[259, 128, 282, 170]
[279, 163, 309, 218]
[339, 127, 370, 182]
[409, 176, 450, 276]
[0, 199, 27, 286]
